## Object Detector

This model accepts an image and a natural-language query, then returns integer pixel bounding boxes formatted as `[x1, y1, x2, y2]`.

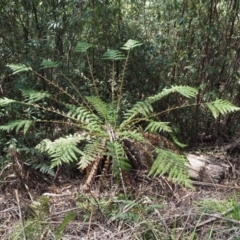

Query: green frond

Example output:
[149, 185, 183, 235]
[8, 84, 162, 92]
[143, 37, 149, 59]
[0, 97, 18, 107]
[107, 141, 131, 173]
[119, 130, 149, 143]
[6, 64, 32, 74]
[147, 85, 198, 104]
[32, 162, 55, 176]
[75, 41, 93, 53]
[171, 135, 188, 148]
[85, 96, 116, 124]
[78, 139, 106, 169]
[36, 134, 85, 168]
[40, 59, 60, 69]
[65, 104, 101, 126]
[145, 121, 172, 133]
[121, 100, 153, 125]
[102, 50, 126, 61]
[0, 120, 33, 135]
[121, 39, 142, 50]
[21, 89, 51, 102]
[149, 149, 193, 188]
[206, 99, 240, 119]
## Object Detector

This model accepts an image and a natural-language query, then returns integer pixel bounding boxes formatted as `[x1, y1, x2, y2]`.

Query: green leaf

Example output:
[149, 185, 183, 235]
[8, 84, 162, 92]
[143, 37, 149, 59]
[145, 121, 172, 133]
[102, 50, 126, 60]
[0, 120, 34, 135]
[6, 64, 32, 74]
[149, 149, 193, 188]
[121, 39, 142, 50]
[40, 59, 60, 69]
[0, 98, 18, 106]
[206, 99, 240, 119]
[75, 42, 93, 53]
[36, 134, 85, 168]
[107, 141, 131, 173]
[147, 85, 198, 104]
[21, 89, 51, 102]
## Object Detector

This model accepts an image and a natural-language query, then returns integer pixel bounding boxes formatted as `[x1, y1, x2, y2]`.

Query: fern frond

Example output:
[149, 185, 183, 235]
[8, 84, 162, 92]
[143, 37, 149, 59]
[36, 134, 84, 168]
[6, 64, 32, 74]
[75, 42, 93, 53]
[0, 120, 33, 134]
[107, 141, 131, 172]
[205, 99, 240, 118]
[147, 85, 198, 104]
[66, 103, 98, 122]
[121, 39, 142, 50]
[149, 149, 193, 188]
[145, 121, 172, 133]
[85, 96, 116, 124]
[171, 135, 188, 148]
[32, 162, 55, 176]
[0, 97, 18, 106]
[121, 100, 153, 126]
[21, 89, 51, 102]
[119, 130, 149, 143]
[102, 50, 126, 60]
[40, 59, 60, 69]
[78, 139, 106, 170]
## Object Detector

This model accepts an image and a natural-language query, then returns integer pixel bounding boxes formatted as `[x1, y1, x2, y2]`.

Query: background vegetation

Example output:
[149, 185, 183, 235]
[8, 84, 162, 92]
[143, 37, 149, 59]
[1, 0, 240, 176]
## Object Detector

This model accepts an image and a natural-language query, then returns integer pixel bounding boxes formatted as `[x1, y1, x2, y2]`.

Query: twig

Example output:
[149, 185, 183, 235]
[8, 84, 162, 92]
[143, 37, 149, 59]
[192, 180, 240, 189]
[177, 203, 240, 230]
[15, 189, 27, 240]
[176, 210, 192, 240]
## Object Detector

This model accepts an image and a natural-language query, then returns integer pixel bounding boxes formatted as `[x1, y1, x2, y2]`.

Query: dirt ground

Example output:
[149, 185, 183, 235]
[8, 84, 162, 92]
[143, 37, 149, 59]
[1, 150, 240, 240]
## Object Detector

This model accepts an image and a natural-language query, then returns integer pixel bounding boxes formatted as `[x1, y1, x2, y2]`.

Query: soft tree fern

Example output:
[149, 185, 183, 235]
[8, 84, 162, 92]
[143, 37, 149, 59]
[1, 40, 240, 192]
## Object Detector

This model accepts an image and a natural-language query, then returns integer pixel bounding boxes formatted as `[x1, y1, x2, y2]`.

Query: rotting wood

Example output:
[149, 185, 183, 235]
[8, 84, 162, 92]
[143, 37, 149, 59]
[186, 154, 230, 183]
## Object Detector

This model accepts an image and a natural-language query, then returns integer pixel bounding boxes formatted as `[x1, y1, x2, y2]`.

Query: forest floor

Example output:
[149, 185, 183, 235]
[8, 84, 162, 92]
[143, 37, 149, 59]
[1, 148, 240, 240]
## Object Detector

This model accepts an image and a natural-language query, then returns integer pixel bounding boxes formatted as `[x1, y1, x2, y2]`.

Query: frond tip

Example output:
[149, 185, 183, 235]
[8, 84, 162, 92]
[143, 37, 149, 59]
[206, 99, 240, 118]
[6, 64, 32, 74]
[149, 149, 193, 188]
[36, 134, 85, 168]
[0, 120, 34, 135]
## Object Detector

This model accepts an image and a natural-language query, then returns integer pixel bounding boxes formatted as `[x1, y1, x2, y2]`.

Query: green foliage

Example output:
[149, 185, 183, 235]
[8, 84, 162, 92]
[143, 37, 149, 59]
[40, 59, 60, 69]
[36, 134, 84, 168]
[75, 42, 93, 53]
[206, 99, 240, 119]
[21, 88, 51, 103]
[1, 39, 240, 191]
[145, 121, 172, 133]
[6, 64, 32, 74]
[102, 50, 126, 61]
[149, 149, 193, 188]
[0, 120, 33, 135]
[121, 39, 143, 50]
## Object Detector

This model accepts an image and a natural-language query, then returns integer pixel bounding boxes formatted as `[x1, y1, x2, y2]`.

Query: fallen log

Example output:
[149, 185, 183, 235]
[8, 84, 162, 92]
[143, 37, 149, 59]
[186, 154, 230, 183]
